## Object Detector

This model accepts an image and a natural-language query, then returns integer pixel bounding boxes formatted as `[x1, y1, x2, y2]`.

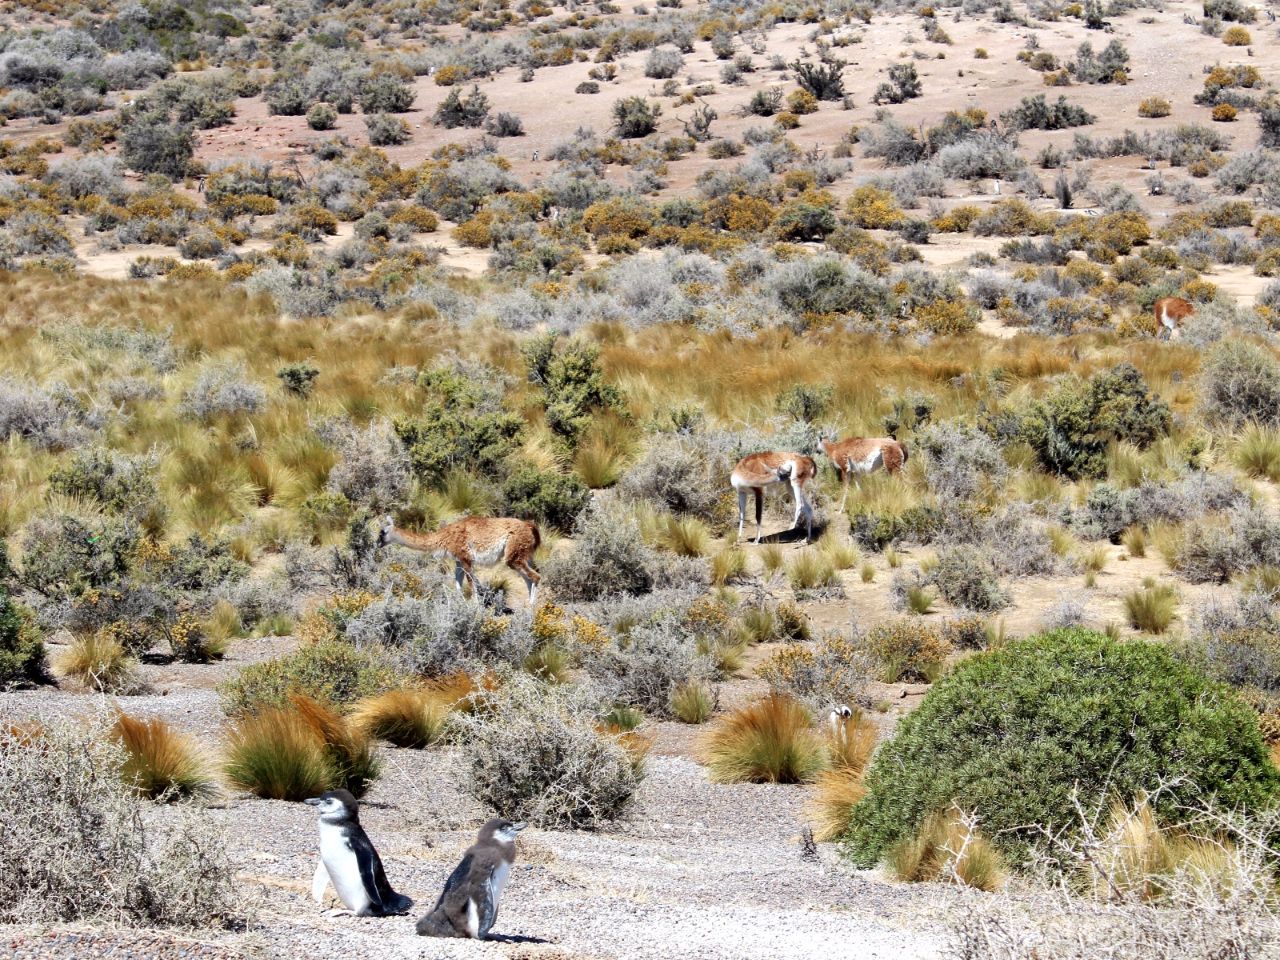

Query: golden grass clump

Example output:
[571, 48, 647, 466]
[698, 693, 826, 784]
[657, 515, 711, 557]
[1235, 423, 1280, 482]
[787, 550, 839, 592]
[223, 707, 336, 801]
[1124, 578, 1179, 634]
[56, 631, 141, 694]
[113, 712, 217, 802]
[224, 695, 380, 801]
[711, 546, 748, 585]
[1088, 798, 1239, 902]
[888, 807, 1006, 891]
[670, 681, 717, 724]
[350, 688, 452, 748]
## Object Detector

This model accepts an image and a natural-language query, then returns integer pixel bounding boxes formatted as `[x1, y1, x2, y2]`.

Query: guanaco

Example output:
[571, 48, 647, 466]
[816, 435, 909, 513]
[729, 452, 816, 544]
[376, 515, 542, 603]
[1153, 296, 1193, 339]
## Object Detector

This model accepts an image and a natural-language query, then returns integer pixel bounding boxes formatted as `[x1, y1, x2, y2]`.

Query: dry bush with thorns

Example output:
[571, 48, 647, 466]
[0, 723, 242, 928]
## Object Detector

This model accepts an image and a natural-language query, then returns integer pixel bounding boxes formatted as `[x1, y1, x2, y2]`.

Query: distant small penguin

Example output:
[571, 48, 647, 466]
[828, 704, 853, 742]
[306, 790, 413, 917]
[416, 818, 525, 940]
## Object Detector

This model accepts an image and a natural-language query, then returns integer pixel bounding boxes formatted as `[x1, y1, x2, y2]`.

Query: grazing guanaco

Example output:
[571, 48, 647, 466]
[1153, 296, 1193, 339]
[376, 515, 542, 603]
[730, 452, 816, 544]
[815, 434, 909, 513]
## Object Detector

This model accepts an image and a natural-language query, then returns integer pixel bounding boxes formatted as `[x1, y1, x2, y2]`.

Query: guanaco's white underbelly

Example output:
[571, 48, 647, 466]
[469, 537, 508, 567]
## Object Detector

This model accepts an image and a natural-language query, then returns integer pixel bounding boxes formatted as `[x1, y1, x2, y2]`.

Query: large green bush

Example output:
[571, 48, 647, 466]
[1018, 363, 1171, 479]
[843, 629, 1279, 866]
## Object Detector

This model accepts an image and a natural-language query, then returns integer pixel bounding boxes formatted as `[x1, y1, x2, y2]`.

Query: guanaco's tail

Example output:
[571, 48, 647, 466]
[529, 521, 541, 550]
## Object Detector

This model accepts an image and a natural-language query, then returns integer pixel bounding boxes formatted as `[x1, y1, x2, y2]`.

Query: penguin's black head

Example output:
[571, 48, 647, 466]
[305, 789, 359, 822]
[478, 818, 525, 845]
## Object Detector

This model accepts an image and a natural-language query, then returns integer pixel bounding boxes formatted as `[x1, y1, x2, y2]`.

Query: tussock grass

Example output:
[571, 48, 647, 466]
[113, 712, 217, 802]
[657, 515, 711, 557]
[711, 546, 747, 585]
[698, 694, 825, 784]
[787, 550, 839, 592]
[807, 772, 867, 842]
[223, 707, 335, 801]
[905, 584, 936, 614]
[600, 705, 644, 732]
[1124, 579, 1179, 634]
[884, 546, 902, 569]
[524, 642, 571, 683]
[57, 632, 141, 694]
[1047, 525, 1078, 558]
[350, 688, 451, 748]
[759, 544, 785, 574]
[887, 807, 1006, 891]
[289, 694, 380, 795]
[1090, 798, 1239, 902]
[1122, 524, 1147, 558]
[818, 532, 859, 570]
[860, 562, 876, 583]
[1078, 546, 1109, 575]
[670, 681, 716, 724]
[1235, 424, 1280, 482]
[574, 435, 628, 489]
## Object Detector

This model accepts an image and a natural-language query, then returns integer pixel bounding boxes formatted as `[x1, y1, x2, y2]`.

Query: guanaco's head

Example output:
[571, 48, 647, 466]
[376, 514, 396, 548]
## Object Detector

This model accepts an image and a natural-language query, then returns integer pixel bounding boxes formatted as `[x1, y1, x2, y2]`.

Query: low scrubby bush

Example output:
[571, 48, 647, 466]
[456, 676, 643, 829]
[844, 630, 1279, 866]
[219, 639, 400, 715]
[1199, 340, 1280, 427]
[0, 724, 240, 927]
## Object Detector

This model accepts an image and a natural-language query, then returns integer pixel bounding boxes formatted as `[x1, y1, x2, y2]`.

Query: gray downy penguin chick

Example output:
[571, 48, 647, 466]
[416, 818, 525, 939]
[306, 789, 413, 917]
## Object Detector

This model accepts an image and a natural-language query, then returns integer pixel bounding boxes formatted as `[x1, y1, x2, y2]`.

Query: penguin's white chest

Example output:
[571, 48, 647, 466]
[319, 825, 372, 914]
[490, 860, 511, 903]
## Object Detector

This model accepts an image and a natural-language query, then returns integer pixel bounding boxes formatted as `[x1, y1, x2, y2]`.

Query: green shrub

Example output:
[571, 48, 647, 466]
[433, 86, 490, 129]
[0, 587, 43, 688]
[1019, 363, 1171, 479]
[612, 96, 661, 138]
[522, 333, 625, 448]
[843, 630, 1279, 866]
[218, 640, 400, 716]
[501, 466, 590, 532]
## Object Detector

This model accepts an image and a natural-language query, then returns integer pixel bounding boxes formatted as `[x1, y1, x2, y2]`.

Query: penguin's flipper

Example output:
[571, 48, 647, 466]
[352, 835, 410, 916]
[311, 858, 332, 904]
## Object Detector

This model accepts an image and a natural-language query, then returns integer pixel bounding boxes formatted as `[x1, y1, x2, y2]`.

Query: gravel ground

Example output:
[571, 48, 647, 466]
[0, 696, 953, 959]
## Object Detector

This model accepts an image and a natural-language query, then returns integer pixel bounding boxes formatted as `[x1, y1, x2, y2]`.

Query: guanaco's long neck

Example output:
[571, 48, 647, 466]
[388, 527, 444, 551]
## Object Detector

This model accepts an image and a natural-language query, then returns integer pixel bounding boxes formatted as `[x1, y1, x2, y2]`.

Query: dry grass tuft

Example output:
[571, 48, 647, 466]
[350, 688, 452, 748]
[56, 632, 142, 694]
[670, 681, 717, 724]
[223, 707, 335, 801]
[113, 712, 217, 802]
[699, 693, 826, 784]
[887, 806, 1006, 891]
[1124, 579, 1179, 634]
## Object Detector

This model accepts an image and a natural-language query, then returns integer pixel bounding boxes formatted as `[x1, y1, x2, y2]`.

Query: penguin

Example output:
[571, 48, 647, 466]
[828, 704, 853, 742]
[305, 789, 413, 917]
[416, 818, 525, 940]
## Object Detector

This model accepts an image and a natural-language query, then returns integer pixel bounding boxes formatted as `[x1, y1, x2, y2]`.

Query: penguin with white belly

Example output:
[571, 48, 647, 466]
[416, 818, 525, 939]
[305, 789, 413, 917]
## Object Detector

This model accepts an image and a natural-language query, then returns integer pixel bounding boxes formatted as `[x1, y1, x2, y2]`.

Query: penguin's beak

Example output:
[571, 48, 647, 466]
[513, 821, 527, 831]
[304, 797, 322, 806]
